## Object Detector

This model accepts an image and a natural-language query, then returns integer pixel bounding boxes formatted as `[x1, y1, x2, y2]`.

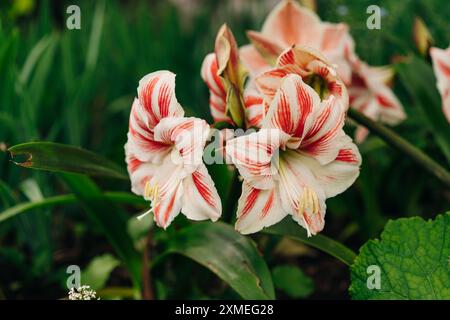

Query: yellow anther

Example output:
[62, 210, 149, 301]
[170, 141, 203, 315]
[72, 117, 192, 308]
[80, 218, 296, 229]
[138, 181, 159, 221]
[144, 181, 159, 202]
[297, 187, 320, 215]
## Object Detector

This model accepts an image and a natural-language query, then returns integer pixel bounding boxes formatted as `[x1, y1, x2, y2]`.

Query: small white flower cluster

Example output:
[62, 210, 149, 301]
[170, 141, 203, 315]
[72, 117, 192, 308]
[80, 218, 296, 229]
[68, 285, 99, 300]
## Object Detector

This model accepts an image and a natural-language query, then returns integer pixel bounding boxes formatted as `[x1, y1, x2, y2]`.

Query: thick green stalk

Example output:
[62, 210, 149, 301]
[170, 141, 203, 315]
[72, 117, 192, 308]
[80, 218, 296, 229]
[348, 108, 450, 189]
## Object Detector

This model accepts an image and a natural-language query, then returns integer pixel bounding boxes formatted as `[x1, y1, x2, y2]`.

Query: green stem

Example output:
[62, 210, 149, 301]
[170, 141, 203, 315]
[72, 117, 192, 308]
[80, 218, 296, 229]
[348, 108, 450, 189]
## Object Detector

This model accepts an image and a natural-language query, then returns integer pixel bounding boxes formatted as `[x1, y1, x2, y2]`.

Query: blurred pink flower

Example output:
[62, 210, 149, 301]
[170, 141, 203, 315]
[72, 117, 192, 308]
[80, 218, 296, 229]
[241, 0, 352, 85]
[125, 71, 221, 228]
[344, 37, 406, 142]
[430, 46, 450, 122]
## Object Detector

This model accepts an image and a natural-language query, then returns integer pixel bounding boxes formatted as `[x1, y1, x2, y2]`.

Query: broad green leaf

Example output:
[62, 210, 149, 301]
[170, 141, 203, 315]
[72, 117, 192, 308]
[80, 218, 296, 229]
[163, 222, 275, 300]
[8, 142, 127, 179]
[82, 254, 120, 291]
[350, 213, 450, 300]
[0, 191, 146, 224]
[61, 173, 142, 291]
[396, 57, 450, 162]
[263, 218, 356, 266]
[272, 265, 314, 298]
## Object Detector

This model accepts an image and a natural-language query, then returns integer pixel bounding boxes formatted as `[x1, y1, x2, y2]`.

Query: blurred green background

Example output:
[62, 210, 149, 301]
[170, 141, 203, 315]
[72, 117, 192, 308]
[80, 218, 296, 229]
[0, 0, 448, 299]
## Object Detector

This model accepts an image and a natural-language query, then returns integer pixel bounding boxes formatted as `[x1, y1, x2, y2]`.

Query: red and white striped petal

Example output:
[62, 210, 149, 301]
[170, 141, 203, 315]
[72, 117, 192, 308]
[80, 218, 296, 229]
[153, 182, 183, 229]
[239, 44, 271, 81]
[320, 23, 351, 84]
[348, 58, 406, 141]
[200, 53, 230, 123]
[276, 46, 349, 109]
[226, 129, 289, 190]
[306, 59, 349, 108]
[235, 182, 286, 234]
[277, 150, 326, 236]
[277, 45, 329, 70]
[137, 70, 184, 128]
[153, 117, 210, 173]
[376, 86, 406, 125]
[320, 23, 349, 55]
[124, 143, 156, 196]
[182, 164, 222, 222]
[244, 87, 266, 128]
[430, 46, 450, 122]
[150, 161, 184, 229]
[127, 98, 172, 163]
[260, 0, 322, 48]
[300, 95, 346, 165]
[247, 31, 283, 64]
[297, 135, 361, 199]
[262, 74, 318, 140]
[290, 189, 326, 237]
[255, 67, 291, 105]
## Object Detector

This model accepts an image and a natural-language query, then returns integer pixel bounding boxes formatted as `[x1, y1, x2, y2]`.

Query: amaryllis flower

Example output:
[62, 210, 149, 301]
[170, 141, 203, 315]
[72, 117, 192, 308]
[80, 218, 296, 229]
[430, 46, 450, 122]
[226, 74, 361, 236]
[125, 70, 222, 229]
[346, 49, 406, 142]
[241, 0, 352, 85]
[201, 24, 266, 128]
[255, 46, 349, 111]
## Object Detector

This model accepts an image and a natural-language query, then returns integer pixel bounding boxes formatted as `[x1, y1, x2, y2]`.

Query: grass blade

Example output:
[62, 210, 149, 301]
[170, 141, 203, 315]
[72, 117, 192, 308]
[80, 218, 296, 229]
[0, 191, 146, 224]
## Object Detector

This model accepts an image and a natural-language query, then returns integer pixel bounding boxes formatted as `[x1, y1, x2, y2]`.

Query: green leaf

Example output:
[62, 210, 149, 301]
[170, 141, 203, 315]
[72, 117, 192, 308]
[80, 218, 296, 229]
[18, 34, 56, 86]
[85, 0, 105, 71]
[162, 222, 275, 300]
[263, 218, 357, 266]
[18, 178, 52, 275]
[396, 57, 450, 162]
[350, 213, 450, 300]
[8, 142, 127, 179]
[82, 254, 120, 291]
[0, 191, 146, 224]
[0, 179, 16, 209]
[272, 265, 314, 298]
[61, 173, 142, 291]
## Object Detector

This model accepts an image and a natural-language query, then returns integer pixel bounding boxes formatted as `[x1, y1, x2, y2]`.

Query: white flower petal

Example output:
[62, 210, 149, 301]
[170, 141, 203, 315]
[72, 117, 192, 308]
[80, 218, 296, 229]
[235, 182, 286, 234]
[262, 74, 318, 140]
[226, 129, 288, 190]
[182, 164, 222, 222]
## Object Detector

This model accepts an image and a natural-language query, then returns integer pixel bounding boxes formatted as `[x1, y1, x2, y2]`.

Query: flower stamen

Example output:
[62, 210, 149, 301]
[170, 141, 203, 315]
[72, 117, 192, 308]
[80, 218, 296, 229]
[297, 187, 321, 237]
[138, 181, 159, 220]
[144, 180, 159, 202]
